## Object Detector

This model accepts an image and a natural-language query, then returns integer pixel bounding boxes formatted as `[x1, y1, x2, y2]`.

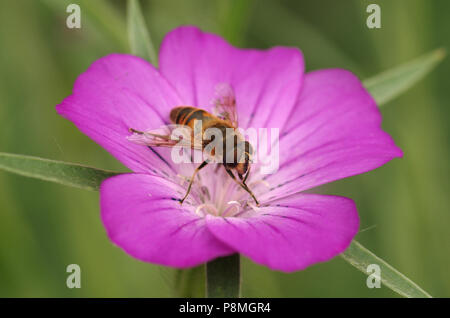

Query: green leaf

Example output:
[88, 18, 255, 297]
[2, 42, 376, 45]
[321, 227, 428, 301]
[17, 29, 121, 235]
[0, 152, 120, 191]
[206, 254, 241, 298]
[127, 0, 158, 65]
[364, 48, 446, 106]
[341, 240, 432, 298]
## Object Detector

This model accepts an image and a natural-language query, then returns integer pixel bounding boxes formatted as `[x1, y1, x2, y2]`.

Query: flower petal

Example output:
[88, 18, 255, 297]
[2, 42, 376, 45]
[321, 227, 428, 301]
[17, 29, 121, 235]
[159, 26, 304, 129]
[100, 173, 234, 268]
[56, 54, 183, 175]
[206, 194, 359, 272]
[258, 69, 403, 202]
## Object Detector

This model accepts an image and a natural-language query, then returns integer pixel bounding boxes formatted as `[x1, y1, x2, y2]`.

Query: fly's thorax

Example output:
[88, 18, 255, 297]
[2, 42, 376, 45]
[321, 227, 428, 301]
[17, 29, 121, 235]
[207, 128, 253, 175]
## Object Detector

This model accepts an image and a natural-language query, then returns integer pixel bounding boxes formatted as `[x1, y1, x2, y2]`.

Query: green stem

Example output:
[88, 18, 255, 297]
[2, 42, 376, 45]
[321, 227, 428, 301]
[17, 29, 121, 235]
[206, 254, 241, 298]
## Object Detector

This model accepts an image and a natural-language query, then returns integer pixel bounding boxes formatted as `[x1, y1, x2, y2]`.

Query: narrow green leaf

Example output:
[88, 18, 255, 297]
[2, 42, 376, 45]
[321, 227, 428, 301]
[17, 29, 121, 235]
[0, 152, 120, 191]
[364, 48, 446, 106]
[127, 0, 158, 65]
[206, 254, 241, 298]
[341, 240, 432, 298]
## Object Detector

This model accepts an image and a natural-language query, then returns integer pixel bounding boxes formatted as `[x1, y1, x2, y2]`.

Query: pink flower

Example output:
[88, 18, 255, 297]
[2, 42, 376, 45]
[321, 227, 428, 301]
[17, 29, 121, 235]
[56, 26, 402, 272]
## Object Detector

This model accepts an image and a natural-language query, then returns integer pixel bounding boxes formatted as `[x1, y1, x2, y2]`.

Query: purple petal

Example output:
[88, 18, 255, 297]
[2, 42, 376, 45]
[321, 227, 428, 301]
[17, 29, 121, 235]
[206, 194, 359, 272]
[159, 26, 304, 129]
[56, 54, 183, 175]
[100, 173, 234, 268]
[258, 69, 403, 201]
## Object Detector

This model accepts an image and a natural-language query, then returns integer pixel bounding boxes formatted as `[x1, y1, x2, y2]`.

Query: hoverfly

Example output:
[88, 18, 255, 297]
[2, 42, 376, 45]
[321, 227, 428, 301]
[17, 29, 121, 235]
[129, 85, 259, 206]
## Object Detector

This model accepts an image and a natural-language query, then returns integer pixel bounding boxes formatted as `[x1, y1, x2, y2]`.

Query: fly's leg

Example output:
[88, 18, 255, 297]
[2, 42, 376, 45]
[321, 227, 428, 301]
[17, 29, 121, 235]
[224, 166, 259, 206]
[241, 165, 251, 184]
[180, 160, 209, 204]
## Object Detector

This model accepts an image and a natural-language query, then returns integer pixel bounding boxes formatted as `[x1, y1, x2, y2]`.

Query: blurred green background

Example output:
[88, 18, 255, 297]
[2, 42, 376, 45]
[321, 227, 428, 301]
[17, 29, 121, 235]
[0, 0, 449, 297]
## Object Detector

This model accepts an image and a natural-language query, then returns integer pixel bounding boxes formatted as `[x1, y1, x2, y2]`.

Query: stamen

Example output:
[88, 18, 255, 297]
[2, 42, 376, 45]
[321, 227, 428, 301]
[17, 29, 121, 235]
[222, 200, 241, 217]
[195, 203, 219, 217]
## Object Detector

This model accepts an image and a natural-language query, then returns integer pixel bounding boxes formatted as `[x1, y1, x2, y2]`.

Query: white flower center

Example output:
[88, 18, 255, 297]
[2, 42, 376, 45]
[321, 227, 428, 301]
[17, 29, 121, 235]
[177, 165, 269, 217]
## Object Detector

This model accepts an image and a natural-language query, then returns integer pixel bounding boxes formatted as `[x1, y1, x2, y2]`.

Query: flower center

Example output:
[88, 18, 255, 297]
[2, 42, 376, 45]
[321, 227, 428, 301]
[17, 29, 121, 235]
[176, 166, 269, 217]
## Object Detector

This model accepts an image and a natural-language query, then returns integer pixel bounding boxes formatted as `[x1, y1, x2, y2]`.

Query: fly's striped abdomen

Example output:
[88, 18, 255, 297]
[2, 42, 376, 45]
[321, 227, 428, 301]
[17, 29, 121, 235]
[170, 107, 212, 129]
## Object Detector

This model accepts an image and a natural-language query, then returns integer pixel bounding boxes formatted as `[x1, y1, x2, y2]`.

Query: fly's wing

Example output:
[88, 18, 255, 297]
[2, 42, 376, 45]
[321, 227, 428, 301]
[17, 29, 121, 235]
[127, 125, 203, 151]
[211, 83, 238, 128]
